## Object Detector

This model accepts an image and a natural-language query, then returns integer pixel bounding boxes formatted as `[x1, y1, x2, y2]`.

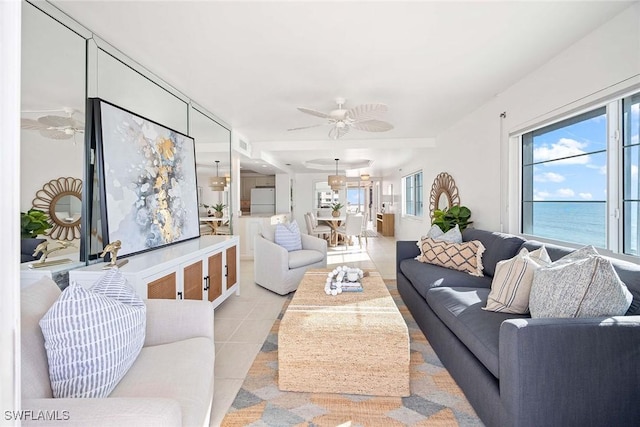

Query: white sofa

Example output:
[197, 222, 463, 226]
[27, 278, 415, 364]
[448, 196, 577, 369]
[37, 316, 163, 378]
[254, 228, 327, 295]
[21, 277, 215, 427]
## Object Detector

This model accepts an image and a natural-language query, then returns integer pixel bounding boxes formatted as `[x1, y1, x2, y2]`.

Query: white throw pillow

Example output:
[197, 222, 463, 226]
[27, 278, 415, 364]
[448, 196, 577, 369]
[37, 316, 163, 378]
[39, 269, 146, 398]
[422, 224, 463, 244]
[484, 247, 551, 314]
[529, 246, 633, 318]
[275, 220, 303, 251]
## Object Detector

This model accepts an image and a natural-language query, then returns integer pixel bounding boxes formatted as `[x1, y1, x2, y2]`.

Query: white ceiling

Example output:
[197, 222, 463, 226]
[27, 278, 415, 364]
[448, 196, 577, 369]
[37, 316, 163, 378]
[50, 0, 634, 176]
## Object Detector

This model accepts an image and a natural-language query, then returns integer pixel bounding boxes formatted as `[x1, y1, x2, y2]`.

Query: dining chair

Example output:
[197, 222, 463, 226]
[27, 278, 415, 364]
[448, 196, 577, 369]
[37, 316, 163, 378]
[304, 213, 331, 240]
[336, 214, 365, 249]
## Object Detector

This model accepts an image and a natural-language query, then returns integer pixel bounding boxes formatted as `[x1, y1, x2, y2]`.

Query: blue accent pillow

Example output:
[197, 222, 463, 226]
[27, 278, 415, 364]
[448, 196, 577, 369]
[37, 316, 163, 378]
[275, 220, 303, 251]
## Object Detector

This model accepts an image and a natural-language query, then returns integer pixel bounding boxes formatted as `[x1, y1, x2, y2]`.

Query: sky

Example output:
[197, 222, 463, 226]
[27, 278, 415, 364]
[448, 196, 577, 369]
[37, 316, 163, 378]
[530, 102, 639, 202]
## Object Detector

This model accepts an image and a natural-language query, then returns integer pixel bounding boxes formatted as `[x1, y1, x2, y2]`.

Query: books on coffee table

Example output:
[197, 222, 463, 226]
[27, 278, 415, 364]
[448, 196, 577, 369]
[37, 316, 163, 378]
[341, 282, 363, 292]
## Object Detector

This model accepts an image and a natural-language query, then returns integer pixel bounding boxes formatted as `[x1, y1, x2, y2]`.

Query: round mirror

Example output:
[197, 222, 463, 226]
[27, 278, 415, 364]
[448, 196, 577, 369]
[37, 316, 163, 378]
[32, 177, 82, 240]
[429, 172, 460, 220]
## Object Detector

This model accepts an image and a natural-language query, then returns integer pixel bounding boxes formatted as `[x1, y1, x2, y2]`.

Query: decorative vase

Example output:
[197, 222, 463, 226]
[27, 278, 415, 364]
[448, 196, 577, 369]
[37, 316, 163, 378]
[214, 211, 223, 218]
[332, 210, 340, 218]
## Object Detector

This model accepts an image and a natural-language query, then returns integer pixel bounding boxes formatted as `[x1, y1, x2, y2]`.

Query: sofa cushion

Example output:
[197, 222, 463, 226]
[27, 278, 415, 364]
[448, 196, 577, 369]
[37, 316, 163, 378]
[110, 337, 214, 427]
[484, 247, 551, 314]
[417, 237, 485, 276]
[423, 224, 462, 243]
[426, 287, 529, 379]
[462, 229, 526, 277]
[523, 240, 640, 316]
[530, 246, 632, 318]
[288, 249, 325, 269]
[39, 272, 146, 398]
[275, 220, 303, 251]
[21, 277, 62, 399]
[400, 258, 492, 299]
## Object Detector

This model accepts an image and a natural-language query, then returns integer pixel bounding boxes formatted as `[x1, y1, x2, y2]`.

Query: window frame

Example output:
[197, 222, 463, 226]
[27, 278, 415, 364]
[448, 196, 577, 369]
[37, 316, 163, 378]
[515, 89, 640, 258]
[402, 170, 423, 218]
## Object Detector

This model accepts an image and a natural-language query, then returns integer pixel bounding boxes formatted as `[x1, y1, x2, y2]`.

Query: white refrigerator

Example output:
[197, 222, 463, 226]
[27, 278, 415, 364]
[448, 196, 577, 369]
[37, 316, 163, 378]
[250, 188, 276, 215]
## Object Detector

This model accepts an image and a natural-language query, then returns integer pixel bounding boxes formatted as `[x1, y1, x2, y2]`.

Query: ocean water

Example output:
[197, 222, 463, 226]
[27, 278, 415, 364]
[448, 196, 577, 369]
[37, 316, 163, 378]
[529, 202, 606, 248]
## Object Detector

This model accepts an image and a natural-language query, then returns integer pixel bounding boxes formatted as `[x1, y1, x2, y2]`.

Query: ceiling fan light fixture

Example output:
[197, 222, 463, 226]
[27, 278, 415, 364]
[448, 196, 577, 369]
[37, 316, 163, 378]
[328, 158, 346, 191]
[209, 160, 226, 191]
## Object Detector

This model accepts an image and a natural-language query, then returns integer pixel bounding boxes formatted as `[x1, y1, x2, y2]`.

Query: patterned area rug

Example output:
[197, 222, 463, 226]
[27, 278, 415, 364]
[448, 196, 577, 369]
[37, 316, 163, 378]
[221, 281, 483, 426]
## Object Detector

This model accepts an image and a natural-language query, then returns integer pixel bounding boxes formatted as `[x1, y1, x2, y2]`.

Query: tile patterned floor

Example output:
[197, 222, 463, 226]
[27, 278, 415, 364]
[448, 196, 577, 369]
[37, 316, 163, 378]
[210, 235, 398, 426]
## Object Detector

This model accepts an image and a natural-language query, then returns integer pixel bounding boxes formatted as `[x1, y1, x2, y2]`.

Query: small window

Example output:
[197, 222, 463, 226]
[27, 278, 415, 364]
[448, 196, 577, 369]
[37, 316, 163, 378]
[403, 171, 423, 217]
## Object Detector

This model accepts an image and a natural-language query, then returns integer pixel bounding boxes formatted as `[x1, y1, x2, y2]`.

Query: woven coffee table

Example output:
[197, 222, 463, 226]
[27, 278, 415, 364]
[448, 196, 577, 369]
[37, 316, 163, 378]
[278, 269, 410, 396]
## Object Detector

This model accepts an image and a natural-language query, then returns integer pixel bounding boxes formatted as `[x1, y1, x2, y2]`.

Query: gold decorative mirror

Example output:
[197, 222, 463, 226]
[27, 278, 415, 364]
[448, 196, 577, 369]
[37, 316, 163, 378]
[32, 177, 82, 240]
[429, 172, 460, 219]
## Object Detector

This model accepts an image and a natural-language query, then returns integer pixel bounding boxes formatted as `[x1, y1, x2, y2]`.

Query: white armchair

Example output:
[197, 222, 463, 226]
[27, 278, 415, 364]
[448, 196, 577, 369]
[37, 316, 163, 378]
[254, 227, 327, 295]
[21, 277, 214, 427]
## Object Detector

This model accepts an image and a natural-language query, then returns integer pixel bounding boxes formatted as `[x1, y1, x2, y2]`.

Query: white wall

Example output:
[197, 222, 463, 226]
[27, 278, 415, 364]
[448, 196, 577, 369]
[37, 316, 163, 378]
[1, 0, 21, 416]
[393, 3, 640, 241]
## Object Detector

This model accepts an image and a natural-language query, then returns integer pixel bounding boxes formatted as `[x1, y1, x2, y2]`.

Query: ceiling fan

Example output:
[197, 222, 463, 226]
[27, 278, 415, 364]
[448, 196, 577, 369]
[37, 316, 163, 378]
[288, 97, 393, 139]
[21, 107, 84, 140]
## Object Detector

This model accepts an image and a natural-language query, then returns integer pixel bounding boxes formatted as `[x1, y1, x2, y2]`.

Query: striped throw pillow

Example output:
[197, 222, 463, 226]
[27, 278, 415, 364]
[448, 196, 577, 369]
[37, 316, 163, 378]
[483, 247, 551, 314]
[39, 268, 146, 398]
[274, 220, 302, 251]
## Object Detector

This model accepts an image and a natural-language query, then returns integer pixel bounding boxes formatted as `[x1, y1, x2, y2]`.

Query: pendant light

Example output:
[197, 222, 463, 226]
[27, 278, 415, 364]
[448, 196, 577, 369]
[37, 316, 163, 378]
[209, 160, 226, 191]
[328, 158, 346, 191]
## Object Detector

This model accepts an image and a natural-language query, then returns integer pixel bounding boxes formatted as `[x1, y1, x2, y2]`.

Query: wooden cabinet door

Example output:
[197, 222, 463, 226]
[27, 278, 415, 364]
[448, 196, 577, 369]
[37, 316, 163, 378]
[183, 260, 203, 300]
[226, 245, 237, 288]
[147, 272, 176, 299]
[207, 252, 223, 302]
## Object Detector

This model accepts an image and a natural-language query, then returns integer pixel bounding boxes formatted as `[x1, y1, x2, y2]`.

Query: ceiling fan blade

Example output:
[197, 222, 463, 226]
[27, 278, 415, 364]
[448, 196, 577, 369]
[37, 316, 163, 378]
[350, 119, 394, 132]
[287, 124, 324, 131]
[328, 125, 350, 140]
[38, 115, 74, 127]
[39, 129, 73, 140]
[21, 118, 46, 130]
[347, 103, 388, 122]
[297, 107, 331, 119]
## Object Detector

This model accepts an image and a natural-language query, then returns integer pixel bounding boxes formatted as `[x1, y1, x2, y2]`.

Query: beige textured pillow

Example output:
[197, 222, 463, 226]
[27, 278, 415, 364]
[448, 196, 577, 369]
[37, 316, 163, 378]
[483, 247, 551, 314]
[416, 237, 485, 276]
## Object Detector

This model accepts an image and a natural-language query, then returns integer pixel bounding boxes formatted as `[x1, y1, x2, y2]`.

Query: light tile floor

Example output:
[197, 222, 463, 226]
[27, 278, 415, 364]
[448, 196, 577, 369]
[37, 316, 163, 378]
[209, 234, 398, 426]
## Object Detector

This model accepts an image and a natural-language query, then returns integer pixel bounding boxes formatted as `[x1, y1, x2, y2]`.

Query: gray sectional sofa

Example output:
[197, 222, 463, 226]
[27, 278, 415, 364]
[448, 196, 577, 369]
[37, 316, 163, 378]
[396, 228, 640, 427]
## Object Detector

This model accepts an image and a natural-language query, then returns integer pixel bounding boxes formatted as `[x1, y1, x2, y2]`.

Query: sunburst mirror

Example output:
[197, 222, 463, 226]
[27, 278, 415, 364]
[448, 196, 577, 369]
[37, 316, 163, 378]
[429, 172, 460, 220]
[32, 177, 82, 240]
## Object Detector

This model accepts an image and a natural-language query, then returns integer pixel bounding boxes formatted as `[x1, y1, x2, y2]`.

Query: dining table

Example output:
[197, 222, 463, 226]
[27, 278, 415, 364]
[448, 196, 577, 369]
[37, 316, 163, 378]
[318, 214, 346, 246]
[200, 216, 229, 235]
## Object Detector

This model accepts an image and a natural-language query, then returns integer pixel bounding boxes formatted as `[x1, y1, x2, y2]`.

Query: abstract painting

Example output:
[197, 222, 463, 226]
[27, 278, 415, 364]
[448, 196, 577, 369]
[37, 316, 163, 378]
[94, 99, 200, 258]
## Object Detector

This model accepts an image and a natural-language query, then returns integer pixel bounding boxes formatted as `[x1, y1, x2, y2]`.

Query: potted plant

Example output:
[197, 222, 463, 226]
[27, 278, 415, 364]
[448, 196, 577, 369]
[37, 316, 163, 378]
[212, 203, 226, 218]
[331, 202, 344, 218]
[20, 209, 53, 263]
[432, 205, 472, 232]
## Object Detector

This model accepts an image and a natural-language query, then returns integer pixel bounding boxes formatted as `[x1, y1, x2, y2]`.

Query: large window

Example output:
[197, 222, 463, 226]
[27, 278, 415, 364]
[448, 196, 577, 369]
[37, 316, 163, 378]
[521, 90, 640, 256]
[403, 171, 423, 217]
[522, 107, 607, 247]
[623, 93, 640, 255]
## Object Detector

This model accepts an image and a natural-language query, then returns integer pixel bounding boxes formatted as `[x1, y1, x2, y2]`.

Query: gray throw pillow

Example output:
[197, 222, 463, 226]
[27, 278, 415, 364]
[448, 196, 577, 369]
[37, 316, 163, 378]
[529, 246, 633, 318]
[423, 224, 462, 243]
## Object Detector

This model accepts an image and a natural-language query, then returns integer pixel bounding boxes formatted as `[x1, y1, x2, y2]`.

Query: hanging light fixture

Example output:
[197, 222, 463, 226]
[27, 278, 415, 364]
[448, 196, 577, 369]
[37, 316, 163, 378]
[360, 173, 370, 181]
[209, 160, 226, 191]
[328, 158, 346, 191]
